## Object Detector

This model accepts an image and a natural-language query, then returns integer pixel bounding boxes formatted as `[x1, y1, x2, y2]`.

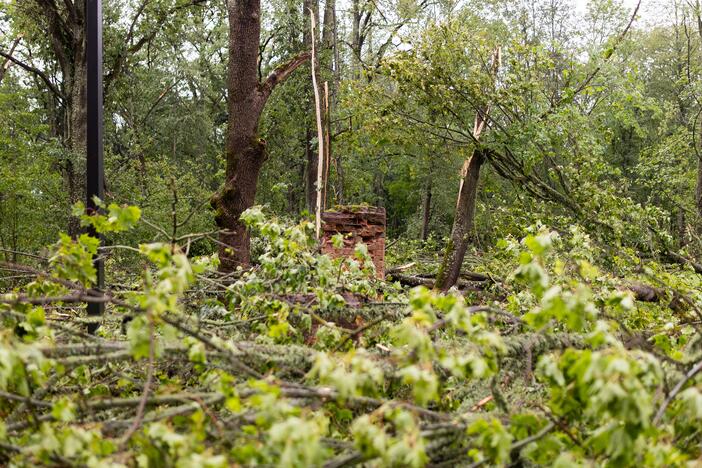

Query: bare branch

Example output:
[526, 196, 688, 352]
[0, 36, 22, 83]
[258, 51, 312, 104]
[0, 50, 66, 99]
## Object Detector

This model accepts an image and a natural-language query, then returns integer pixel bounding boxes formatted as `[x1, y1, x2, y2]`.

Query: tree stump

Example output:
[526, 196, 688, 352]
[320, 206, 386, 279]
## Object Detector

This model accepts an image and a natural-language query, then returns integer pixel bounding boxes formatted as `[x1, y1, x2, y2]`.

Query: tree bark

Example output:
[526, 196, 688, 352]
[211, 0, 309, 271]
[322, 0, 335, 51]
[321, 2, 337, 206]
[46, 0, 87, 238]
[434, 150, 485, 291]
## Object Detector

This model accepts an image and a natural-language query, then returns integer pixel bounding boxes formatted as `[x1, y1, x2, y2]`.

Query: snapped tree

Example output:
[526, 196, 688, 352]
[435, 47, 500, 291]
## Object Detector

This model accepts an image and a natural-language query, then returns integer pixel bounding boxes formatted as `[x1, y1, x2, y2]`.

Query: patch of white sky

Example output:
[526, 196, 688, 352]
[574, 0, 674, 28]
[390, 0, 672, 54]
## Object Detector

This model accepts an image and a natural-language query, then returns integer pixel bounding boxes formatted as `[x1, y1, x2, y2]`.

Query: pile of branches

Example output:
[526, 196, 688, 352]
[3, 212, 702, 466]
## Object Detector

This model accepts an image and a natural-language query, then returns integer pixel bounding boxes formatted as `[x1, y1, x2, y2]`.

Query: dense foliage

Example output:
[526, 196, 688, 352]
[3, 209, 702, 466]
[4, 0, 702, 466]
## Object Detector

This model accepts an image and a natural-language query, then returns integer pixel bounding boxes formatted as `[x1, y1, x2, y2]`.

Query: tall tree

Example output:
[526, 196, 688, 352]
[0, 0, 205, 235]
[692, 1, 702, 221]
[211, 0, 310, 271]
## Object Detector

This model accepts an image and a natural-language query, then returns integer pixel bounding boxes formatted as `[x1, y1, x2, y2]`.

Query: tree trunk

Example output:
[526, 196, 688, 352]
[676, 209, 686, 248]
[322, 81, 331, 209]
[435, 47, 500, 291]
[31, 0, 88, 237]
[67, 54, 88, 238]
[303, 0, 319, 214]
[322, 2, 337, 206]
[322, 0, 335, 51]
[435, 150, 485, 291]
[212, 0, 264, 271]
[351, 0, 362, 78]
[211, 0, 309, 271]
[333, 151, 345, 205]
[693, 4, 702, 227]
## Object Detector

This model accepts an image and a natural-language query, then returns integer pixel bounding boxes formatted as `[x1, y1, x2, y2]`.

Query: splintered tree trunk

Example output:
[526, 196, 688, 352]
[211, 0, 309, 272]
[304, 0, 319, 214]
[435, 151, 485, 290]
[435, 47, 500, 291]
[310, 11, 325, 238]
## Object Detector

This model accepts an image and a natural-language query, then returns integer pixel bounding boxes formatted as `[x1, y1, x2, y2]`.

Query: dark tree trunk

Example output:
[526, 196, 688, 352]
[321, 2, 337, 206]
[45, 0, 88, 238]
[67, 50, 88, 238]
[211, 0, 309, 271]
[333, 155, 345, 205]
[435, 150, 485, 291]
[351, 0, 362, 78]
[322, 0, 334, 49]
[693, 6, 702, 228]
[288, 162, 304, 213]
[676, 209, 686, 248]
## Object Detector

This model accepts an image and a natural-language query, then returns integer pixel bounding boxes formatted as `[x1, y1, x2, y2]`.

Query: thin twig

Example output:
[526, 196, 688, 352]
[654, 359, 702, 424]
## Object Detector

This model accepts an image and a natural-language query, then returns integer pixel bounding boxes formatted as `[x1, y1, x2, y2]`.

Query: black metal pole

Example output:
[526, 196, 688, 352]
[86, 0, 105, 332]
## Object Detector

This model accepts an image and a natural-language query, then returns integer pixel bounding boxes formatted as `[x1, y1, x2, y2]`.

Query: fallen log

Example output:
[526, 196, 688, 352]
[413, 271, 493, 282]
[665, 251, 702, 275]
[387, 273, 485, 292]
[625, 282, 666, 302]
[385, 262, 416, 275]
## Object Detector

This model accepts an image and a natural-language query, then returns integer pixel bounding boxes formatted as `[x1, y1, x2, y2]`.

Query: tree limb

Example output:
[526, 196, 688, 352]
[258, 51, 312, 104]
[0, 36, 22, 83]
[653, 359, 702, 424]
[0, 50, 66, 99]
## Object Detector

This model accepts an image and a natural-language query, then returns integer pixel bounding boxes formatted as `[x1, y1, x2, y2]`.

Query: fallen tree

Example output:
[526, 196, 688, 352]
[1, 210, 702, 466]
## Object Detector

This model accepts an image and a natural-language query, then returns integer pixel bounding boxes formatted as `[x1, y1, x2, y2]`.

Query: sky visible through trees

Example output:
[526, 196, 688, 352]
[4, 0, 702, 466]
